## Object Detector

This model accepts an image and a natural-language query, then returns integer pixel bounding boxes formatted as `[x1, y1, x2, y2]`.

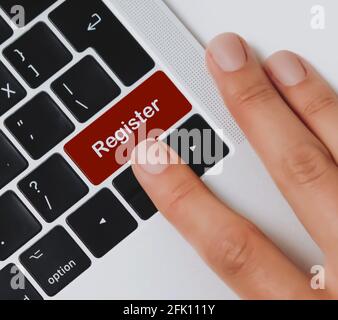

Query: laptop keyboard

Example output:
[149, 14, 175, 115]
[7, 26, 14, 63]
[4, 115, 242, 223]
[0, 0, 229, 298]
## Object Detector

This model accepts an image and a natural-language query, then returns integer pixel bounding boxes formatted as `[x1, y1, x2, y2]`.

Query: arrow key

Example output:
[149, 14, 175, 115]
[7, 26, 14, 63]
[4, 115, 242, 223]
[67, 189, 138, 258]
[165, 114, 230, 177]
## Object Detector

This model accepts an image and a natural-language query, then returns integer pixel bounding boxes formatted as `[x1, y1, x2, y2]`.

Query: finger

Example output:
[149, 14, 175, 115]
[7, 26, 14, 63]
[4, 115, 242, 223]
[206, 33, 338, 253]
[265, 50, 338, 164]
[131, 139, 318, 299]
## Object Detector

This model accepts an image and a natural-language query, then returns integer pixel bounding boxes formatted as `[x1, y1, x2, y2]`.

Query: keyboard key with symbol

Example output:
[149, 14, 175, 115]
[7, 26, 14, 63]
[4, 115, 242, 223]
[0, 61, 26, 117]
[0, 14, 13, 44]
[18, 154, 89, 223]
[113, 167, 157, 220]
[20, 226, 91, 297]
[67, 189, 138, 258]
[0, 191, 41, 261]
[166, 114, 230, 177]
[49, 0, 155, 86]
[5, 92, 75, 160]
[3, 22, 72, 88]
[0, 131, 27, 190]
[0, 264, 43, 300]
[0, 0, 58, 25]
[52, 55, 121, 123]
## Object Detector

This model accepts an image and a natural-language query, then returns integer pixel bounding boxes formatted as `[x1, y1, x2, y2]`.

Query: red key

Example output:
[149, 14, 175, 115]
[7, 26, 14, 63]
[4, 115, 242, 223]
[65, 71, 192, 185]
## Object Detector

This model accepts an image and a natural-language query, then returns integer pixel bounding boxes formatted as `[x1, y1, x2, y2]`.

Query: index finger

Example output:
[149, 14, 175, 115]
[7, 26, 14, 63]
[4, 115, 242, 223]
[131, 139, 317, 299]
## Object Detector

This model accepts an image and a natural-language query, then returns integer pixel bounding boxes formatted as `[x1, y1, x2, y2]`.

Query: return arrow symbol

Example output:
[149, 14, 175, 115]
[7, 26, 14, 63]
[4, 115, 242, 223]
[87, 13, 102, 31]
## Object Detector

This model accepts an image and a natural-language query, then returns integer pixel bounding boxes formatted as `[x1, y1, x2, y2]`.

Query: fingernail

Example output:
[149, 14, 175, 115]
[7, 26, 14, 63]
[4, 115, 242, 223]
[131, 139, 170, 175]
[266, 51, 307, 87]
[208, 33, 247, 72]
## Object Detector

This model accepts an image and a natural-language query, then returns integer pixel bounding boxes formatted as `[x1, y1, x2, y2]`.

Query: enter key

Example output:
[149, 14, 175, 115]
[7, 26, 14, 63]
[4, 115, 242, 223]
[65, 72, 192, 185]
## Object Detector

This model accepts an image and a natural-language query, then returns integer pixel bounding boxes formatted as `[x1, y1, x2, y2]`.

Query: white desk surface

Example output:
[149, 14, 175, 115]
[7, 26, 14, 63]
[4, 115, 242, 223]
[164, 0, 338, 90]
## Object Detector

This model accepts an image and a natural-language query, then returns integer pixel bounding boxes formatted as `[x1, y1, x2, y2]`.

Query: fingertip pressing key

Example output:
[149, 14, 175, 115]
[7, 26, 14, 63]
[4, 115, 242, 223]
[131, 139, 172, 175]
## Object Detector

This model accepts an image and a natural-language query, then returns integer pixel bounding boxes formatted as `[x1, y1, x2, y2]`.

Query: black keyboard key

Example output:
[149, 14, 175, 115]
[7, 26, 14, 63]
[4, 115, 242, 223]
[18, 154, 89, 223]
[4, 22, 72, 88]
[0, 191, 41, 261]
[0, 0, 57, 25]
[49, 0, 155, 86]
[0, 14, 12, 44]
[5, 92, 74, 160]
[67, 189, 138, 258]
[0, 264, 43, 300]
[113, 167, 157, 220]
[52, 55, 121, 123]
[20, 226, 91, 297]
[0, 61, 26, 117]
[0, 131, 27, 190]
[166, 115, 230, 177]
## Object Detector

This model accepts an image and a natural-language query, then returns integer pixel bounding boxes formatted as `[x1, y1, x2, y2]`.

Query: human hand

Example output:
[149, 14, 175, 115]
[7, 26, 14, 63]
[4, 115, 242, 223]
[131, 33, 338, 299]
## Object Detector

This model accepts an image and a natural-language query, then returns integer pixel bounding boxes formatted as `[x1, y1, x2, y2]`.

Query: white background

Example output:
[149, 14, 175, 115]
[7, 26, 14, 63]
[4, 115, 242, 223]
[164, 0, 338, 90]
